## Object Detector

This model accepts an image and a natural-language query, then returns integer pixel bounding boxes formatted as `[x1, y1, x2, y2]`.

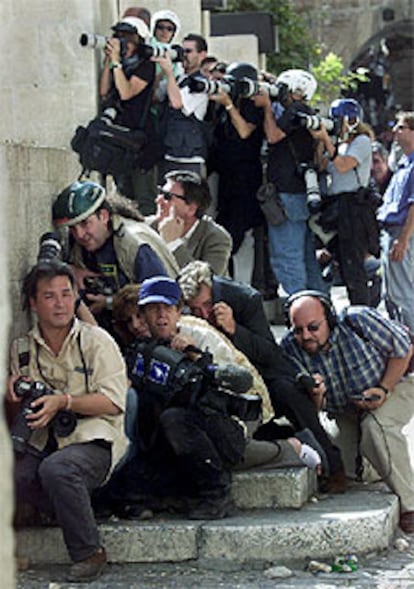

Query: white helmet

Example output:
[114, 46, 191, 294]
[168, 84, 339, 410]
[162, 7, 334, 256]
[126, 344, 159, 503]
[150, 10, 181, 40]
[276, 69, 317, 101]
[112, 17, 150, 41]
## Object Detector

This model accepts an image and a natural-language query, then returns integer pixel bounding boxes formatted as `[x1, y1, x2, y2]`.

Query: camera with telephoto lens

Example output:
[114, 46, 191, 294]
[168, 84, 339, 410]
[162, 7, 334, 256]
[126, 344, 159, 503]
[37, 232, 62, 263]
[11, 378, 77, 455]
[296, 112, 337, 133]
[136, 43, 184, 63]
[126, 341, 262, 422]
[297, 163, 322, 214]
[188, 75, 287, 103]
[79, 32, 109, 50]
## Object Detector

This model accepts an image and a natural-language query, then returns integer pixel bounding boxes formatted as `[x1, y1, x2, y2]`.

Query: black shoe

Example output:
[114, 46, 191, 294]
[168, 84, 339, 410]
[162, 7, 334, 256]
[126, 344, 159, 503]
[188, 494, 235, 520]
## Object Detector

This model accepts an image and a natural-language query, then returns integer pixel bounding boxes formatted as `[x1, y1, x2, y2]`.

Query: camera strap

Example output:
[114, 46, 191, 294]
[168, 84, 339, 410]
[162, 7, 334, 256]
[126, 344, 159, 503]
[17, 337, 30, 377]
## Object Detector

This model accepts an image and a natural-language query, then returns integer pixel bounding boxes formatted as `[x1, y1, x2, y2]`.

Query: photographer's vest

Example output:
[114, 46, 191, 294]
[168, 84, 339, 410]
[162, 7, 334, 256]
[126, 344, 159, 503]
[162, 77, 208, 162]
[71, 214, 179, 280]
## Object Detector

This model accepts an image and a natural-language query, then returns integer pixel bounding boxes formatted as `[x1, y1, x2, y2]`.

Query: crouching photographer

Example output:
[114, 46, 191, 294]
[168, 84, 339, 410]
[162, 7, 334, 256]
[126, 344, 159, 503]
[95, 276, 251, 520]
[7, 258, 128, 582]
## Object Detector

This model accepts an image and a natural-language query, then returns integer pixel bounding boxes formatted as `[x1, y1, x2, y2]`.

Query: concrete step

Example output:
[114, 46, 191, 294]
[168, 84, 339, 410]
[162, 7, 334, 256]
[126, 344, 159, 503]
[16, 483, 399, 567]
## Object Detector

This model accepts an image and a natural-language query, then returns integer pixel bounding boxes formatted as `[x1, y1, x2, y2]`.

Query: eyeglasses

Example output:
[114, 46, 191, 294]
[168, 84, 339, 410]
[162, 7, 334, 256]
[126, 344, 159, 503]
[292, 318, 326, 336]
[156, 24, 175, 33]
[157, 186, 188, 202]
[394, 124, 411, 131]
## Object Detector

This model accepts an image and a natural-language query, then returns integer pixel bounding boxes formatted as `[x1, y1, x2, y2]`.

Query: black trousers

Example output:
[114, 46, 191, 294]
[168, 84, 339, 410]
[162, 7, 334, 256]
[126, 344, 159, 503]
[265, 375, 344, 475]
[14, 442, 111, 562]
[101, 407, 245, 507]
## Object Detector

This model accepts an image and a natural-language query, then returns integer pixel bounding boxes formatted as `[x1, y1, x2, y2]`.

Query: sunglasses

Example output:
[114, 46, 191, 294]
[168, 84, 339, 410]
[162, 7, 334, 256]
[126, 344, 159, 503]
[292, 318, 326, 336]
[156, 24, 175, 33]
[158, 186, 188, 202]
[394, 124, 411, 131]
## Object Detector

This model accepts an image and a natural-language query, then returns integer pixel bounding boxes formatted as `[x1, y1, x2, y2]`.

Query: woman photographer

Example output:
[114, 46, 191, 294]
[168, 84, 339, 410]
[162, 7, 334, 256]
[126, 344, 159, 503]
[99, 17, 159, 214]
[313, 98, 379, 305]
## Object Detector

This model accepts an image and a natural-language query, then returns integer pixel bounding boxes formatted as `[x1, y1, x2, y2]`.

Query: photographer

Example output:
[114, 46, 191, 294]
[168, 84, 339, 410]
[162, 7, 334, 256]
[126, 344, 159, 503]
[153, 33, 209, 180]
[209, 63, 266, 278]
[7, 259, 128, 582]
[312, 98, 378, 305]
[254, 69, 325, 295]
[100, 276, 249, 520]
[52, 180, 179, 332]
[99, 16, 159, 214]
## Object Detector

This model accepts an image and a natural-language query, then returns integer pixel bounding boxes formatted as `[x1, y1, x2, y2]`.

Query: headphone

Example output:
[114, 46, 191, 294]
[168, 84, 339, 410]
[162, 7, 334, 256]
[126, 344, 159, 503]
[283, 289, 337, 330]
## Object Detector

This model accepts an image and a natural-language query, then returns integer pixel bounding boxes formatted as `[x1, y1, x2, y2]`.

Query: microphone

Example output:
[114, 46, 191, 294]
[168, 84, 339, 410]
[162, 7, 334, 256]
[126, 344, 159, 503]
[208, 364, 253, 395]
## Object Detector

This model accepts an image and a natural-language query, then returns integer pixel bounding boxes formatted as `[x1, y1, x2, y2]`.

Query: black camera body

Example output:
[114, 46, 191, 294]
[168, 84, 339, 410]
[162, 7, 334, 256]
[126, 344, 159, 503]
[11, 378, 77, 455]
[126, 341, 261, 422]
[83, 276, 113, 297]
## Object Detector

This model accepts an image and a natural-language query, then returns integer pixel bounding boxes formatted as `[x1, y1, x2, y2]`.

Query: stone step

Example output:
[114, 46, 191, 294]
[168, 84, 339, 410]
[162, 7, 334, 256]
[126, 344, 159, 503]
[232, 466, 316, 510]
[16, 484, 399, 567]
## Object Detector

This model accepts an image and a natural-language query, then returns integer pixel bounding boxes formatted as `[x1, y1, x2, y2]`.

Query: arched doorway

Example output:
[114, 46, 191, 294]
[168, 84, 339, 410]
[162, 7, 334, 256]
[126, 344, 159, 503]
[349, 19, 414, 137]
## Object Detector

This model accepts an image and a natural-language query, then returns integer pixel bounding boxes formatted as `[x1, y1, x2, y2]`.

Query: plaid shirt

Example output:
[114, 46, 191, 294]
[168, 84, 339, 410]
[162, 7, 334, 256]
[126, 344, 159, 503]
[281, 307, 411, 414]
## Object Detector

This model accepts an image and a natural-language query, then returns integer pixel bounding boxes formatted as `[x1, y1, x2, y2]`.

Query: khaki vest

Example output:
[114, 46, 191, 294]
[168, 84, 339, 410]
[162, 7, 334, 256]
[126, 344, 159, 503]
[71, 214, 179, 280]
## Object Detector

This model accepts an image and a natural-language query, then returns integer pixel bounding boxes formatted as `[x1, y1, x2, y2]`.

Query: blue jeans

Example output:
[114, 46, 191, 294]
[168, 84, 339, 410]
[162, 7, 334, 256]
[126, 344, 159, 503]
[381, 227, 414, 333]
[117, 387, 140, 465]
[267, 192, 326, 295]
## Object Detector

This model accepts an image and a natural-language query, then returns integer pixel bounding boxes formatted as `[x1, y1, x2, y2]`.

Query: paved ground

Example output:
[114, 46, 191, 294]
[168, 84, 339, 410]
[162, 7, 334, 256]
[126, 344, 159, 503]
[16, 531, 414, 588]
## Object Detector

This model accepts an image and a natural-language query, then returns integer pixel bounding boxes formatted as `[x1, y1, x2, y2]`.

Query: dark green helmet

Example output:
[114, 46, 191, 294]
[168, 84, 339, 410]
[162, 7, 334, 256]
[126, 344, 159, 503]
[52, 181, 106, 227]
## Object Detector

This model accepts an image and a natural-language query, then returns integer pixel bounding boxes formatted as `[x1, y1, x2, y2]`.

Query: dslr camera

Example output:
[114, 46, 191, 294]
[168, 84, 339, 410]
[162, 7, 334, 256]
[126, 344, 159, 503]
[188, 75, 287, 103]
[83, 276, 113, 298]
[37, 232, 62, 263]
[11, 378, 77, 455]
[297, 163, 322, 214]
[136, 43, 184, 63]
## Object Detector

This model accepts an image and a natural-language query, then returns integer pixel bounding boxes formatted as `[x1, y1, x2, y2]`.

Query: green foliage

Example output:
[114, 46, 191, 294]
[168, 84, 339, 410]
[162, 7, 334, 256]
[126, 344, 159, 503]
[311, 52, 369, 112]
[226, 0, 317, 72]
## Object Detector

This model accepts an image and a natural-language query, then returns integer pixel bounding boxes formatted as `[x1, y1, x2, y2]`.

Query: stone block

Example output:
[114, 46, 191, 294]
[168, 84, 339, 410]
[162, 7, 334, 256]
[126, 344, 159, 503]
[232, 467, 315, 509]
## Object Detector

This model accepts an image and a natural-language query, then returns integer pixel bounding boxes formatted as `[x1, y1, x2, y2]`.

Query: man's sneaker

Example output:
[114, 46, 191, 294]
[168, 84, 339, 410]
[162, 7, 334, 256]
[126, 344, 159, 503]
[67, 547, 107, 582]
[188, 494, 235, 520]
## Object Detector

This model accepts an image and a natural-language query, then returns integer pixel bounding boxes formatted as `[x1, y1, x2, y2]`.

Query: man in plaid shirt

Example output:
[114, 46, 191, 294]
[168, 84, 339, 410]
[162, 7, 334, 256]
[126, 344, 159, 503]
[282, 290, 414, 534]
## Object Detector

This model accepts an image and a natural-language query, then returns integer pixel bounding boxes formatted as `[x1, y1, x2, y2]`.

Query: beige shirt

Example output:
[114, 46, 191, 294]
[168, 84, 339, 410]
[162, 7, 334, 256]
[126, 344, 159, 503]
[9, 318, 128, 471]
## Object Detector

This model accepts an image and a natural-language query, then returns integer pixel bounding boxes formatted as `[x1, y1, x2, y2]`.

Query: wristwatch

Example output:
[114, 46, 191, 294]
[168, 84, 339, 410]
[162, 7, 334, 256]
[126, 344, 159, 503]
[111, 62, 122, 69]
[378, 384, 389, 396]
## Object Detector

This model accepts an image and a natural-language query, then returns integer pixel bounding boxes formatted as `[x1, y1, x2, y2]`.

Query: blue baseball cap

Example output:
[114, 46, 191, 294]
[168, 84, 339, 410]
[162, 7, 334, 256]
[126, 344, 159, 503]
[138, 276, 181, 306]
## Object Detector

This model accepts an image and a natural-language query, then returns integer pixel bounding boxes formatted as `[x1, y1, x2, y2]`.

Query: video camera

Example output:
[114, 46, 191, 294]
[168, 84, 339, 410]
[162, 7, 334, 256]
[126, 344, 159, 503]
[126, 341, 262, 422]
[11, 378, 77, 455]
[136, 43, 184, 63]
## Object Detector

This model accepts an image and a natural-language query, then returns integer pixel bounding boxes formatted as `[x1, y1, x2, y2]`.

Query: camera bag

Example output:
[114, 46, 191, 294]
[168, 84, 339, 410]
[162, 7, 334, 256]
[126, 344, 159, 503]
[71, 117, 148, 176]
[256, 182, 287, 226]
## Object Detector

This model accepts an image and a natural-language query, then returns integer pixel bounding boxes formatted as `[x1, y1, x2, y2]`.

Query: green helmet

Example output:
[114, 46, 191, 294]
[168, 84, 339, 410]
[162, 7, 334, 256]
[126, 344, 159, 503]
[52, 181, 106, 227]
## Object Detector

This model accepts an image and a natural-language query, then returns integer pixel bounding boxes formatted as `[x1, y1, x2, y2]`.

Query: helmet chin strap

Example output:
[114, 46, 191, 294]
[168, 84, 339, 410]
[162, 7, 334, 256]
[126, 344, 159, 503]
[344, 116, 359, 138]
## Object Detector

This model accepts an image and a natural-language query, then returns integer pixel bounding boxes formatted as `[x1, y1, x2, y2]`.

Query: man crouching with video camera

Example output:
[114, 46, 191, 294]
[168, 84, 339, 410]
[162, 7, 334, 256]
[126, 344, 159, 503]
[100, 276, 248, 520]
[7, 259, 128, 582]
